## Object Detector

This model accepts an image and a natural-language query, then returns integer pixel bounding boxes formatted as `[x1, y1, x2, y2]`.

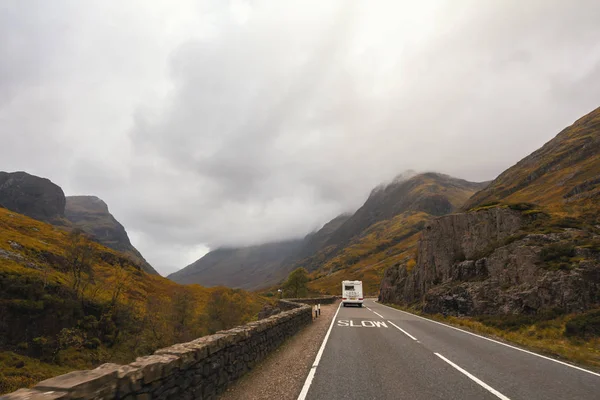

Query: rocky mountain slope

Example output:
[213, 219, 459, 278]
[0, 172, 67, 225]
[171, 173, 486, 292]
[0, 171, 157, 275]
[65, 196, 158, 275]
[380, 106, 600, 316]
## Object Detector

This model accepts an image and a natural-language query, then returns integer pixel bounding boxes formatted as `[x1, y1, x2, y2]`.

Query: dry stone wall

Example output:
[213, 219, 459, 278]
[2, 300, 312, 400]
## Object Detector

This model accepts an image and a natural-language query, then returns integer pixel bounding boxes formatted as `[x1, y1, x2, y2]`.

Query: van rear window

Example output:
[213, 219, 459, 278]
[344, 285, 354, 290]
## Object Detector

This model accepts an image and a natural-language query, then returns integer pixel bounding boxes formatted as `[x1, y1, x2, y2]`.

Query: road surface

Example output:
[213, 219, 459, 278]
[300, 299, 599, 400]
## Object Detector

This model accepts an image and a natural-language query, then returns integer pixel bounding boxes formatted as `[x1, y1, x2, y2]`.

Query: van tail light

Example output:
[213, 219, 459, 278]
[342, 298, 347, 300]
[359, 298, 364, 300]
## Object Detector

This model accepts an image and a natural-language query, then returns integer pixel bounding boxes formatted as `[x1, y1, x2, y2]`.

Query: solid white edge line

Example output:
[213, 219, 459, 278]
[376, 302, 600, 378]
[435, 353, 511, 400]
[388, 320, 418, 340]
[297, 302, 342, 400]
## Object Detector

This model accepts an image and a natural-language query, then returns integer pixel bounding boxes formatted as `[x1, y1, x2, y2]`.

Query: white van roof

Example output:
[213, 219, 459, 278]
[342, 280, 362, 284]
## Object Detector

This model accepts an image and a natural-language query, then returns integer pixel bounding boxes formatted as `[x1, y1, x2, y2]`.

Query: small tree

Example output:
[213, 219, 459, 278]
[65, 229, 94, 301]
[171, 290, 196, 342]
[283, 268, 309, 298]
[203, 288, 251, 334]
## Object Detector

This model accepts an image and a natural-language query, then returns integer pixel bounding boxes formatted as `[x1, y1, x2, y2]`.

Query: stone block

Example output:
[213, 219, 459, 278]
[34, 365, 120, 399]
[0, 389, 68, 400]
[155, 344, 197, 368]
[130, 354, 181, 384]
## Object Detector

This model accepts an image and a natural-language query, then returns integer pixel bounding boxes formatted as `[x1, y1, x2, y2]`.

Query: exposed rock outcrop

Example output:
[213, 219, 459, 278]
[0, 171, 66, 225]
[379, 208, 600, 315]
[65, 196, 158, 275]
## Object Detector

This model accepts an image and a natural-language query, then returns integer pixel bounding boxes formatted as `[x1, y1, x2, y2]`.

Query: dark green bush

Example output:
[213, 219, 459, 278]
[476, 309, 563, 331]
[540, 243, 576, 270]
[565, 310, 600, 338]
[84, 338, 101, 349]
[508, 203, 537, 211]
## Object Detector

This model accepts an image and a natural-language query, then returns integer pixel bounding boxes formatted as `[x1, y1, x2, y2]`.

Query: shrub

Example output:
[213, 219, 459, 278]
[565, 310, 600, 338]
[476, 309, 562, 331]
[539, 243, 577, 270]
[508, 203, 537, 211]
[83, 338, 101, 350]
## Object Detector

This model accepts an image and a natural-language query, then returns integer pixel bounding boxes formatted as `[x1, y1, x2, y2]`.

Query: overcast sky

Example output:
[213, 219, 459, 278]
[2, 0, 600, 275]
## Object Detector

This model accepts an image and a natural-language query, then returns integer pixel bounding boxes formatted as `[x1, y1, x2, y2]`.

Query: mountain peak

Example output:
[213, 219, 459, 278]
[0, 171, 66, 224]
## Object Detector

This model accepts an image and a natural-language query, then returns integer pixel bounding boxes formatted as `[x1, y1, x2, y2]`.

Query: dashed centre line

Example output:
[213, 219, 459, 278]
[366, 306, 384, 318]
[435, 353, 511, 400]
[388, 320, 418, 341]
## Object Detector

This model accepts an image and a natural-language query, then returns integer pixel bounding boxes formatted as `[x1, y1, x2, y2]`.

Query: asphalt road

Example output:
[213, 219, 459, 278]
[300, 299, 599, 400]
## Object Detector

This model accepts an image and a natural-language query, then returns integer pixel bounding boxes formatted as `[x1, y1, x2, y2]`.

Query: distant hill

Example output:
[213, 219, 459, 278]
[0, 171, 67, 225]
[65, 196, 158, 275]
[170, 172, 486, 293]
[169, 240, 305, 291]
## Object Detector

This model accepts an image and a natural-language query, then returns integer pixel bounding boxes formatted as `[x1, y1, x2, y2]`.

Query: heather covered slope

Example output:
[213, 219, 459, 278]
[464, 105, 600, 219]
[304, 173, 487, 294]
[0, 207, 264, 394]
[65, 196, 158, 275]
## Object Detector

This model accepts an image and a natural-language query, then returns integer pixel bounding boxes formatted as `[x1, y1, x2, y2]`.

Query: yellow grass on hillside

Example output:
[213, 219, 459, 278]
[308, 212, 428, 295]
[0, 207, 265, 394]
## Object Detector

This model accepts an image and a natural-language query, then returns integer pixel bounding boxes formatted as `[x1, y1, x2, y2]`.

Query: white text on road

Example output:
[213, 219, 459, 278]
[337, 320, 388, 328]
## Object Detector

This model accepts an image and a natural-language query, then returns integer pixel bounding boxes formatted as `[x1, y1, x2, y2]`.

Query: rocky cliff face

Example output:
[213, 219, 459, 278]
[379, 207, 600, 315]
[0, 171, 66, 225]
[65, 196, 158, 275]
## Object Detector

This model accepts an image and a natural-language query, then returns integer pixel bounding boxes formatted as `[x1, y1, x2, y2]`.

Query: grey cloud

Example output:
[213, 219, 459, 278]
[1, 0, 600, 275]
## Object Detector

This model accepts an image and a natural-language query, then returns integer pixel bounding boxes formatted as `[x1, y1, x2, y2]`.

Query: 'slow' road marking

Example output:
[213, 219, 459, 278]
[388, 320, 418, 341]
[337, 320, 388, 328]
[435, 353, 511, 400]
[297, 302, 342, 400]
[377, 302, 600, 378]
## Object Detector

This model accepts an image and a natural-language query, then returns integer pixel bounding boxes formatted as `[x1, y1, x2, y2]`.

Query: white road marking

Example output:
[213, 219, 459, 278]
[377, 302, 600, 378]
[388, 320, 418, 341]
[337, 319, 388, 328]
[366, 305, 384, 318]
[297, 302, 342, 400]
[435, 353, 511, 400]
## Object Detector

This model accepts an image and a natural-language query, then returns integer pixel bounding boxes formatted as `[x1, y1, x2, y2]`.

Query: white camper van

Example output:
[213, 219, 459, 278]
[342, 280, 363, 307]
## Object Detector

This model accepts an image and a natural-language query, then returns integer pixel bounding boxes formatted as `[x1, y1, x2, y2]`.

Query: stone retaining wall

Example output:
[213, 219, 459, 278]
[2, 300, 312, 400]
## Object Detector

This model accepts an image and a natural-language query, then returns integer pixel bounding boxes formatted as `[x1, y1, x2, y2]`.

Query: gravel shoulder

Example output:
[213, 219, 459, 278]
[219, 301, 340, 400]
